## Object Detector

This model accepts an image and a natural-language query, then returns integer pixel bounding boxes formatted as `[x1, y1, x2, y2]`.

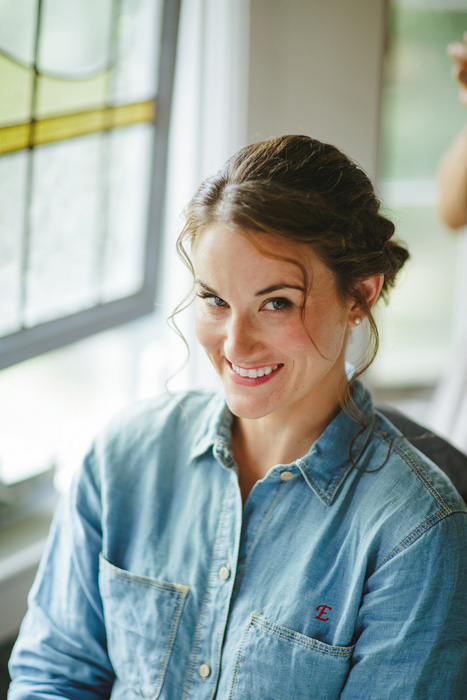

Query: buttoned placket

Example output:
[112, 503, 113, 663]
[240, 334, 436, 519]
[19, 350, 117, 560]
[230, 466, 297, 597]
[181, 428, 301, 699]
[212, 463, 301, 699]
[181, 445, 243, 700]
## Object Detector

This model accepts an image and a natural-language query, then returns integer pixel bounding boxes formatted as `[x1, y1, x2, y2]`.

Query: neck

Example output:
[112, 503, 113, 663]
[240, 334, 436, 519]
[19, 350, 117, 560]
[232, 374, 348, 483]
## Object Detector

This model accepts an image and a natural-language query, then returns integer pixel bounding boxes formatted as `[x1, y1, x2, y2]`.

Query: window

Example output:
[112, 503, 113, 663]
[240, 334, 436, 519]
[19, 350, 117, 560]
[369, 0, 467, 395]
[0, 0, 180, 370]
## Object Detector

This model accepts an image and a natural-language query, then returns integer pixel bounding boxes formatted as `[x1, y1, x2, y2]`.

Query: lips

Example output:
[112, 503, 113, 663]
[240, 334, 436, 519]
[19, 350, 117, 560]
[227, 360, 283, 385]
[231, 363, 280, 378]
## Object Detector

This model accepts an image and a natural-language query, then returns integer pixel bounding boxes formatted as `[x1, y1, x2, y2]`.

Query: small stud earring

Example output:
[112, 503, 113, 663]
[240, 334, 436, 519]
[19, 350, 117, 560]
[354, 317, 361, 326]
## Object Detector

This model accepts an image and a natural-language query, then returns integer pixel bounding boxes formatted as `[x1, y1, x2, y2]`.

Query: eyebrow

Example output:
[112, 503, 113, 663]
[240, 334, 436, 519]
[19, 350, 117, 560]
[254, 283, 304, 296]
[194, 279, 304, 296]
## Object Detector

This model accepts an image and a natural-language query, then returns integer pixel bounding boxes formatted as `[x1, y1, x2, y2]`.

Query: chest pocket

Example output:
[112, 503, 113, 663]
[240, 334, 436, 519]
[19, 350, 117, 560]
[99, 554, 189, 699]
[228, 614, 354, 700]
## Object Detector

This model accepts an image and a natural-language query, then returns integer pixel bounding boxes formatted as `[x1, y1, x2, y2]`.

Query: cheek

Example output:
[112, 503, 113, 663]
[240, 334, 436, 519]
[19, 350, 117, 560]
[270, 318, 314, 357]
[284, 325, 313, 354]
[194, 306, 219, 351]
[300, 305, 349, 357]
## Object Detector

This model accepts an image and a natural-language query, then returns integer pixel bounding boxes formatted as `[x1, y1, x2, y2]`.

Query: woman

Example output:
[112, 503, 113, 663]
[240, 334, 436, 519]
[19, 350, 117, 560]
[9, 135, 467, 699]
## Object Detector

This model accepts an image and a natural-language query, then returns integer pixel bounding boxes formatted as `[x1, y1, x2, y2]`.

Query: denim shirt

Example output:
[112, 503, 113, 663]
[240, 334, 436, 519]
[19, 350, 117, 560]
[9, 382, 467, 699]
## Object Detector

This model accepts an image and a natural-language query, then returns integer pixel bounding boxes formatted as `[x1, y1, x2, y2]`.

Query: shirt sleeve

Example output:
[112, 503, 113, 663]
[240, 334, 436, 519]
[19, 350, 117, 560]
[341, 510, 467, 699]
[8, 446, 115, 699]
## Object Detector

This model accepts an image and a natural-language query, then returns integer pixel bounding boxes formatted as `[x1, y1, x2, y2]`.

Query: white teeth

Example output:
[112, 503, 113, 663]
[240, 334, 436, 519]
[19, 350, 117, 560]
[231, 363, 279, 379]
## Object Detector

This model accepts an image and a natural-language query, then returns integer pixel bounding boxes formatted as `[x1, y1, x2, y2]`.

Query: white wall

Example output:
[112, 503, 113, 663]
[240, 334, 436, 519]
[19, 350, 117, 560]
[247, 0, 386, 180]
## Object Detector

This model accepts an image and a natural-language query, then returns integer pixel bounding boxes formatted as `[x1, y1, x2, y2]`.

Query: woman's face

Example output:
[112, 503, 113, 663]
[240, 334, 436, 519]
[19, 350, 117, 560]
[192, 224, 355, 423]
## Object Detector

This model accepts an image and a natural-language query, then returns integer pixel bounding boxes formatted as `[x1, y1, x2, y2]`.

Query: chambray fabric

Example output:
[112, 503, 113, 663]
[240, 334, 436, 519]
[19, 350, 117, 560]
[8, 382, 467, 699]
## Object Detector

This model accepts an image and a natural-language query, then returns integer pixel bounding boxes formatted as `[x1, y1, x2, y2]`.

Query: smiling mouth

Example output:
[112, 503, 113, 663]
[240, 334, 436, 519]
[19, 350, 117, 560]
[229, 362, 282, 379]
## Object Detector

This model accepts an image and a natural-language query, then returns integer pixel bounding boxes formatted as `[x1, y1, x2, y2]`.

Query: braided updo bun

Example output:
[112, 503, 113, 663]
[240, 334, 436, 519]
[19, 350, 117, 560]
[181, 135, 407, 301]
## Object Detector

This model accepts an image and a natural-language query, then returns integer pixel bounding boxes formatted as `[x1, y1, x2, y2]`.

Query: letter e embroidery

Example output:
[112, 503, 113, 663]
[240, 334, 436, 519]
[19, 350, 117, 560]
[315, 604, 332, 621]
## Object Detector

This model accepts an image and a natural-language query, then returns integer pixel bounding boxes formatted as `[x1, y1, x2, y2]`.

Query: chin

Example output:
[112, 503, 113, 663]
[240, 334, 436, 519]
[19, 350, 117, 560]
[224, 391, 276, 421]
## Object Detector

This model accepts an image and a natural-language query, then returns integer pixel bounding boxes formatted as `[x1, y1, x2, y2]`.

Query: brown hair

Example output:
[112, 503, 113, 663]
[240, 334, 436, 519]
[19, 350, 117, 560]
[176, 134, 408, 379]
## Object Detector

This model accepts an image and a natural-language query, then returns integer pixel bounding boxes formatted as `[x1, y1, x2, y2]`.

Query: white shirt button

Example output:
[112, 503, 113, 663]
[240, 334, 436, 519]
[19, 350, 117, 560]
[199, 662, 211, 678]
[280, 470, 294, 481]
[219, 564, 231, 580]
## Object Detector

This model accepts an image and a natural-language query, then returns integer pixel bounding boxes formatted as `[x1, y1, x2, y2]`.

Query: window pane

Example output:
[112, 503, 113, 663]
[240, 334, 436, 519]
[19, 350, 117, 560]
[37, 0, 113, 77]
[111, 0, 164, 104]
[25, 135, 106, 325]
[0, 56, 34, 128]
[0, 0, 36, 128]
[102, 123, 154, 301]
[0, 0, 37, 66]
[35, 72, 109, 120]
[0, 151, 28, 335]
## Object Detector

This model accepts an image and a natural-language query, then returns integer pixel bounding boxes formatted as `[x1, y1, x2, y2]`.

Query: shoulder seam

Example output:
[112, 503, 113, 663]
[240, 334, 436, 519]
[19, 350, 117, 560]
[378, 509, 467, 568]
[373, 428, 455, 514]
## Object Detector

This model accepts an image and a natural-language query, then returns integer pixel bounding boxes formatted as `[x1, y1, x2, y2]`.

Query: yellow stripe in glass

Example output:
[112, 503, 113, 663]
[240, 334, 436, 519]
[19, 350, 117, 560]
[0, 100, 156, 155]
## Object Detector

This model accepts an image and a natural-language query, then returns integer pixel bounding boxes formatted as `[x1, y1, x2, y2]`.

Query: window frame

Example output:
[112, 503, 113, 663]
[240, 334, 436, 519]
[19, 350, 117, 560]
[0, 0, 181, 371]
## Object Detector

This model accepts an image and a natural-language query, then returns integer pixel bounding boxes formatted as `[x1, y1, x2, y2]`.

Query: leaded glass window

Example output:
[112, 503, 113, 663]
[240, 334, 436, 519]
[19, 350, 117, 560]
[0, 0, 180, 369]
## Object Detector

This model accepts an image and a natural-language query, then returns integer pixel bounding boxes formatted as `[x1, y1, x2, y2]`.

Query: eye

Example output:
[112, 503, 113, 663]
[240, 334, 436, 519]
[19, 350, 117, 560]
[263, 297, 294, 311]
[197, 292, 228, 308]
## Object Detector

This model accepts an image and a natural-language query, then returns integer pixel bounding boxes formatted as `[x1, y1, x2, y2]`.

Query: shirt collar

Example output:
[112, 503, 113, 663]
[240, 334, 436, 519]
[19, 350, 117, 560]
[297, 382, 375, 505]
[188, 391, 233, 464]
[188, 380, 376, 506]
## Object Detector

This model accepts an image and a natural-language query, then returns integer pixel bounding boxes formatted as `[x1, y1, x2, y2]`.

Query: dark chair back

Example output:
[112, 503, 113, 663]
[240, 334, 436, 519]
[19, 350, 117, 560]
[377, 406, 467, 505]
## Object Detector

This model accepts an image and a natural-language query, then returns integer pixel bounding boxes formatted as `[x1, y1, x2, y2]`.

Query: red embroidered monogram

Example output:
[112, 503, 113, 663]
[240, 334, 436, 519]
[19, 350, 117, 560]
[315, 604, 332, 621]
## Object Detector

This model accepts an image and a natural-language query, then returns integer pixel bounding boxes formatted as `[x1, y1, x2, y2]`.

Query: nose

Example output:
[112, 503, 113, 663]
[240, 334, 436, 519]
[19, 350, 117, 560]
[223, 312, 264, 363]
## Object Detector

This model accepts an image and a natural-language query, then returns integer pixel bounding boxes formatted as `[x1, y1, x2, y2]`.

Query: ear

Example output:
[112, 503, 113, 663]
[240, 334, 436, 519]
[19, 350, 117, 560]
[349, 274, 384, 325]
